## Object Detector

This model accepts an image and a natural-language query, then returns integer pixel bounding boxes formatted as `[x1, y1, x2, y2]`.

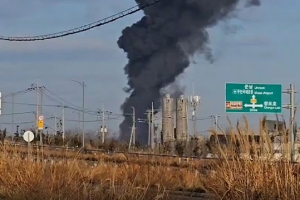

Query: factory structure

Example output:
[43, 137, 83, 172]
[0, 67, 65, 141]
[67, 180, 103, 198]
[160, 94, 200, 144]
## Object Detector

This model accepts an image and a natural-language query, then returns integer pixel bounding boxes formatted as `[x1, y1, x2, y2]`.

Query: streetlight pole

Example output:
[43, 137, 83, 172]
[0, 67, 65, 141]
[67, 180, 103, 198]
[70, 80, 85, 148]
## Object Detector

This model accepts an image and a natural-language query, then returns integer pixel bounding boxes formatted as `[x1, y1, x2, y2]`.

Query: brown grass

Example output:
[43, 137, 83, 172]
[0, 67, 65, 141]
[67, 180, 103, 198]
[0, 149, 205, 199]
[2, 144, 212, 169]
[203, 116, 300, 200]
[2, 116, 299, 199]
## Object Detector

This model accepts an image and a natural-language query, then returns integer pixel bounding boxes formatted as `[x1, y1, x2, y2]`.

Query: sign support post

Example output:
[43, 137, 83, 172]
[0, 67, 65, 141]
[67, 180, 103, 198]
[23, 131, 34, 159]
[282, 84, 297, 162]
[38, 115, 44, 158]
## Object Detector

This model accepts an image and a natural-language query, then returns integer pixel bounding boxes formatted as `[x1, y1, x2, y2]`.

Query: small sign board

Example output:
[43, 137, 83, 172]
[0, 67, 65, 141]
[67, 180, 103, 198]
[38, 115, 44, 121]
[225, 83, 282, 113]
[38, 115, 44, 130]
[23, 131, 34, 143]
[38, 120, 44, 130]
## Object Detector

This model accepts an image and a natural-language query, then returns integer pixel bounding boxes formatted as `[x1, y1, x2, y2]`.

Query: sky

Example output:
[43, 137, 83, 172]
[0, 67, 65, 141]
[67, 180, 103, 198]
[0, 0, 299, 139]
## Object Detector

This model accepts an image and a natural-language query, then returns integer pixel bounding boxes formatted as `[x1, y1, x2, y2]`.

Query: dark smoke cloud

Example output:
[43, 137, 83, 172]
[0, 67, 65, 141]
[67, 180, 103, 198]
[162, 81, 186, 99]
[247, 0, 261, 6]
[118, 0, 260, 145]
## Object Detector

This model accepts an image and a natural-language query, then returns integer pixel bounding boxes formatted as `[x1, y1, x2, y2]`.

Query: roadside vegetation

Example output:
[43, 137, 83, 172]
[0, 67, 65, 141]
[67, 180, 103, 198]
[204, 116, 300, 199]
[0, 116, 299, 199]
[0, 150, 205, 199]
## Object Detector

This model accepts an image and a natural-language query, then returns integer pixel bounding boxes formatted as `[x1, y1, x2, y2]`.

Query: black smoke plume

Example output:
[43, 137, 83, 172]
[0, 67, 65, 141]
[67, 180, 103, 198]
[118, 0, 260, 145]
[163, 82, 186, 99]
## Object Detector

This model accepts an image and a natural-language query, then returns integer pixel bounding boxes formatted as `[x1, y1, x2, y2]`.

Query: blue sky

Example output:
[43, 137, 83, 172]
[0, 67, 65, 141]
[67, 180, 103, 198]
[0, 0, 299, 138]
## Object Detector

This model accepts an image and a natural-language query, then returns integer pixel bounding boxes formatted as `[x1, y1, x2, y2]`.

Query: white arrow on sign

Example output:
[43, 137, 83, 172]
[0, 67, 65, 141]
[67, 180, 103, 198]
[38, 115, 44, 121]
[244, 94, 263, 109]
[244, 104, 263, 108]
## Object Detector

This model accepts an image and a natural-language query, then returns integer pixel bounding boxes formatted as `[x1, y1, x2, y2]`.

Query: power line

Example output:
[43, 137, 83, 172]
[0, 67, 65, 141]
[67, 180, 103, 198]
[36, 86, 96, 114]
[44, 123, 56, 132]
[65, 117, 122, 123]
[43, 87, 82, 110]
[1, 101, 93, 115]
[0, 121, 35, 125]
[0, 0, 161, 42]
[42, 87, 97, 113]
[1, 101, 123, 118]
[197, 116, 213, 121]
[2, 86, 125, 121]
[6, 86, 87, 112]
[2, 101, 60, 107]
[2, 88, 35, 98]
[36, 89, 123, 117]
[0, 117, 122, 126]
[0, 111, 35, 116]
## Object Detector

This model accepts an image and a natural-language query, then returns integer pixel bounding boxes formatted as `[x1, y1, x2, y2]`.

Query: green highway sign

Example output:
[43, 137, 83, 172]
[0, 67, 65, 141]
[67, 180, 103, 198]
[225, 83, 282, 113]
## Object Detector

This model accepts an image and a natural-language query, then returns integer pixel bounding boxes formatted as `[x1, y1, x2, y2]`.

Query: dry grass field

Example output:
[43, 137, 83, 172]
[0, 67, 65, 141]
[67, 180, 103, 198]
[203, 116, 300, 200]
[0, 151, 206, 199]
[2, 144, 212, 169]
[0, 117, 300, 199]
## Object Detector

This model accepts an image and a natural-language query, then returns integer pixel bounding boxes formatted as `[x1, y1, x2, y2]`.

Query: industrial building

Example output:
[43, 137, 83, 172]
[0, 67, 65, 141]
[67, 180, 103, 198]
[161, 94, 175, 143]
[175, 95, 189, 141]
[161, 94, 189, 144]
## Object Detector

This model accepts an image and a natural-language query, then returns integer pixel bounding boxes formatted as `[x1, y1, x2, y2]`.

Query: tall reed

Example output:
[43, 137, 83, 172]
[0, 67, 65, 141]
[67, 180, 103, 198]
[204, 116, 300, 200]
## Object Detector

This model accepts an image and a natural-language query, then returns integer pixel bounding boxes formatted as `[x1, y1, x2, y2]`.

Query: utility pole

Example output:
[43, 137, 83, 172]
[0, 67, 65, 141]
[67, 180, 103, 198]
[11, 94, 14, 142]
[36, 82, 39, 141]
[211, 115, 221, 131]
[39, 86, 43, 146]
[129, 106, 136, 150]
[101, 104, 105, 144]
[77, 112, 80, 145]
[70, 80, 85, 147]
[72, 111, 80, 143]
[283, 84, 297, 162]
[147, 109, 151, 147]
[62, 104, 65, 146]
[54, 115, 57, 135]
[151, 102, 155, 149]
[40, 87, 43, 117]
[132, 107, 136, 146]
[82, 81, 85, 148]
